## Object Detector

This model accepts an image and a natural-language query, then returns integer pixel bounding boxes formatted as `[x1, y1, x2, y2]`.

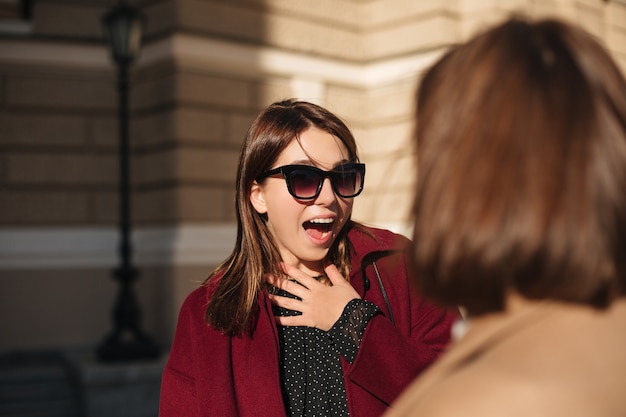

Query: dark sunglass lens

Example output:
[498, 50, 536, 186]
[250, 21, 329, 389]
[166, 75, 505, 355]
[334, 169, 362, 197]
[289, 169, 321, 198]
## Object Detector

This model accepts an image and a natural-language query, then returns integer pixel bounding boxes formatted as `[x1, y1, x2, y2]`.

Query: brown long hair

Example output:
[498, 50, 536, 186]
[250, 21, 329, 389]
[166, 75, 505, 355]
[205, 99, 362, 335]
[411, 17, 626, 316]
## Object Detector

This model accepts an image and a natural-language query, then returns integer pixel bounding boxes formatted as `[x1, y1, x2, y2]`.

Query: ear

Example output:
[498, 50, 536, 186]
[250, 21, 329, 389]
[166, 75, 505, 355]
[249, 181, 268, 214]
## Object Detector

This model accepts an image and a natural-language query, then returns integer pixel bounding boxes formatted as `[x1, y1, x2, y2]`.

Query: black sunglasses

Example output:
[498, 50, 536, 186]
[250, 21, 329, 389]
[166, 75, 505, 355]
[257, 163, 366, 200]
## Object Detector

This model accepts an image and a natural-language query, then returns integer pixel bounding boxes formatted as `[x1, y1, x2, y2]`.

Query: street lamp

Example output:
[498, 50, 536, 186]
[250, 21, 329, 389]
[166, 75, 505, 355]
[97, 1, 159, 362]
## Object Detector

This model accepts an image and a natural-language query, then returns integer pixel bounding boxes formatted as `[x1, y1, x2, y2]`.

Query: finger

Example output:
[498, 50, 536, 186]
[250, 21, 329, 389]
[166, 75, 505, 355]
[265, 273, 295, 291]
[280, 263, 319, 289]
[272, 277, 308, 299]
[324, 263, 346, 286]
[264, 273, 276, 285]
[265, 274, 297, 296]
[275, 315, 311, 328]
[268, 293, 303, 311]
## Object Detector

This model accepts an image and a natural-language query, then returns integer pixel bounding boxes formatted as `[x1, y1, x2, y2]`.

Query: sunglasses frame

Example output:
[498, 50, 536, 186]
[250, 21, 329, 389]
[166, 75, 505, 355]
[258, 163, 366, 200]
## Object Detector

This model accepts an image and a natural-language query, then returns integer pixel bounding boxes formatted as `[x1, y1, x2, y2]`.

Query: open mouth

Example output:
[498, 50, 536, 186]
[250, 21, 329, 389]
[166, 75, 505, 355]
[303, 218, 334, 241]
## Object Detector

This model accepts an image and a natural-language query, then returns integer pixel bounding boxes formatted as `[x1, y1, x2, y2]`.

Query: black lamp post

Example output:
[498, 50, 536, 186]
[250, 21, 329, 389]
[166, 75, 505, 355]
[97, 1, 159, 362]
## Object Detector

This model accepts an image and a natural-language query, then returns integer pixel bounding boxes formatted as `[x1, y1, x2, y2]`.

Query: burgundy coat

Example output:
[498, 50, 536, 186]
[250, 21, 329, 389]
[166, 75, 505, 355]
[159, 226, 456, 417]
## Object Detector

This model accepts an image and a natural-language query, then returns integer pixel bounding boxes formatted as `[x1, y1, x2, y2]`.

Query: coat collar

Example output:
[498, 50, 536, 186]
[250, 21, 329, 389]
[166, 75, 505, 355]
[347, 224, 407, 262]
[347, 224, 408, 296]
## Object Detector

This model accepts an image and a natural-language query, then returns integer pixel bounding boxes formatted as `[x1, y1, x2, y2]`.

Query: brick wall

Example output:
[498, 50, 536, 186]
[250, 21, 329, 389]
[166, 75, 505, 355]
[0, 0, 624, 351]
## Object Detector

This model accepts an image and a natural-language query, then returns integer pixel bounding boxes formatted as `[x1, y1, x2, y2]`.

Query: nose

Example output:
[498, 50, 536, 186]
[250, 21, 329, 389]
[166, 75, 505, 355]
[315, 177, 337, 205]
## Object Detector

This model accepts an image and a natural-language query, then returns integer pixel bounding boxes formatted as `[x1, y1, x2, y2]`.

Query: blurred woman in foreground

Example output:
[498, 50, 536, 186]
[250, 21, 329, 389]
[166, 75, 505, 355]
[386, 16, 626, 416]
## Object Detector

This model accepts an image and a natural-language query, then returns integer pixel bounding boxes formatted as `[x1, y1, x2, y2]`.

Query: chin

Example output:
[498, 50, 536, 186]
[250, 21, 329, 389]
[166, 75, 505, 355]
[300, 250, 330, 263]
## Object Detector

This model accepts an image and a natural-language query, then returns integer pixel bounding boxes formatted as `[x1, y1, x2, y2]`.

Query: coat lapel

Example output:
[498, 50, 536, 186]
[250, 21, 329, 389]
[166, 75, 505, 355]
[230, 292, 287, 417]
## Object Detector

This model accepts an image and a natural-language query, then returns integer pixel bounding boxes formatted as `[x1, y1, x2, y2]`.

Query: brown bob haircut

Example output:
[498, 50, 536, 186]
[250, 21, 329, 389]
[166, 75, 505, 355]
[411, 17, 626, 316]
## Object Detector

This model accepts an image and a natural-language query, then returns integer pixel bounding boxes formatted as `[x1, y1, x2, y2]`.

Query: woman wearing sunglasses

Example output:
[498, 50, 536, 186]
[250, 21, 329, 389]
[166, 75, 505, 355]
[159, 99, 456, 417]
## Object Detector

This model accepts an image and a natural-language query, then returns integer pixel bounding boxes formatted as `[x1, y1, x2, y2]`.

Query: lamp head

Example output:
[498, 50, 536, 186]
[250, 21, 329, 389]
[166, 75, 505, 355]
[102, 2, 145, 65]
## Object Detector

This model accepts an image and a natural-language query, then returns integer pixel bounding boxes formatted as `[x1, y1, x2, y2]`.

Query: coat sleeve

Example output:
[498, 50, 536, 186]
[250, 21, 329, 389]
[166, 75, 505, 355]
[345, 249, 458, 406]
[159, 288, 205, 417]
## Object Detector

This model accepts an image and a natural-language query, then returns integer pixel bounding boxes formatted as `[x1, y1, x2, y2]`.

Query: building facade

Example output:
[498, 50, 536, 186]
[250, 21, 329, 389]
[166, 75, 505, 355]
[1, 0, 625, 353]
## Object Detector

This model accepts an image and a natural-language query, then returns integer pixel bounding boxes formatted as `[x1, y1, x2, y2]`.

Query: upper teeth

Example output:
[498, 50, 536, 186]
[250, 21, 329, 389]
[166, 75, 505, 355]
[309, 218, 334, 224]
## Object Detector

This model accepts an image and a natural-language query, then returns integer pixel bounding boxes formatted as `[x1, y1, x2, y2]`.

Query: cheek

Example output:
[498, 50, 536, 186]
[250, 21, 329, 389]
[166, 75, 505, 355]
[267, 199, 301, 221]
[264, 185, 303, 223]
[264, 199, 304, 249]
[336, 199, 354, 225]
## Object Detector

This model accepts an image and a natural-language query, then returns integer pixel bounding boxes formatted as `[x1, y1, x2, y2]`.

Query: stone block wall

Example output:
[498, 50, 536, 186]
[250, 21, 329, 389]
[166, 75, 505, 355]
[0, 63, 117, 226]
[0, 0, 624, 351]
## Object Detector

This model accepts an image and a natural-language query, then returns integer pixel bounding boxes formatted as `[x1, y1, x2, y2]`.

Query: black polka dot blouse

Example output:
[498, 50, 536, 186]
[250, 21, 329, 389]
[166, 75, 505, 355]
[272, 285, 380, 417]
